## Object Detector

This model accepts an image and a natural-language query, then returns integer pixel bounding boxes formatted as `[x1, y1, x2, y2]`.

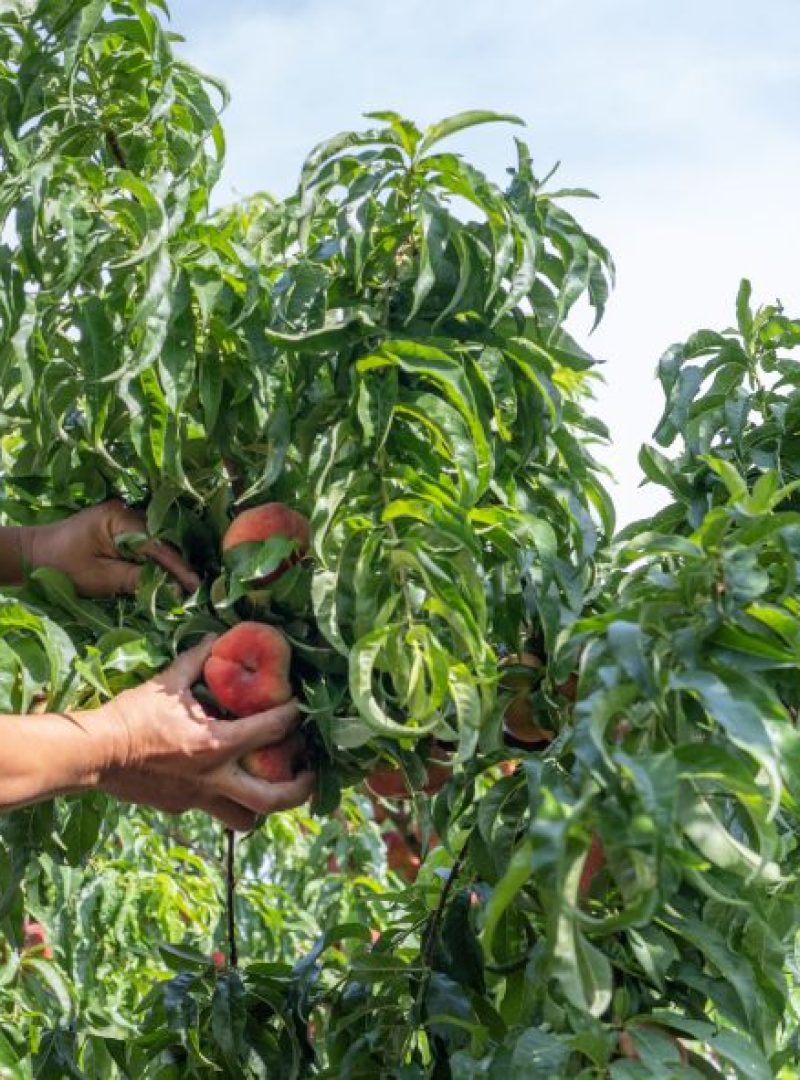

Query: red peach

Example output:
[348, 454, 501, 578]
[204, 622, 292, 717]
[421, 745, 452, 795]
[223, 503, 310, 585]
[211, 950, 226, 970]
[499, 653, 555, 747]
[556, 672, 579, 701]
[23, 919, 52, 959]
[369, 797, 391, 824]
[367, 768, 412, 800]
[367, 746, 453, 801]
[23, 920, 46, 949]
[241, 731, 307, 783]
[384, 831, 421, 882]
[499, 651, 543, 690]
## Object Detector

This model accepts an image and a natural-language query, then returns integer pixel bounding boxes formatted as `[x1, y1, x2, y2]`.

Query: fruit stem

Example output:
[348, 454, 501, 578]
[225, 828, 238, 969]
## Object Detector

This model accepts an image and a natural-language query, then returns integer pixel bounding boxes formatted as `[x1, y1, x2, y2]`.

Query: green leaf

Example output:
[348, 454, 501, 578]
[349, 622, 440, 737]
[668, 670, 782, 817]
[418, 111, 524, 156]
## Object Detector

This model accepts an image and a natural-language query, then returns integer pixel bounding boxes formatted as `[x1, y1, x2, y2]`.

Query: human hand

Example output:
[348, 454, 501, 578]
[98, 638, 315, 830]
[24, 499, 200, 598]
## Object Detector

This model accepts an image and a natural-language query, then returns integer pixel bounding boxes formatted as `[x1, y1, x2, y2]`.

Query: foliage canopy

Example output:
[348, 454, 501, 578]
[1, 2, 800, 1077]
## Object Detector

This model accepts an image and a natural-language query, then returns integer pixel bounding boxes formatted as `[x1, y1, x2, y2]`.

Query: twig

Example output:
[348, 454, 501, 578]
[104, 127, 129, 170]
[225, 827, 238, 969]
[223, 457, 246, 502]
[422, 835, 470, 967]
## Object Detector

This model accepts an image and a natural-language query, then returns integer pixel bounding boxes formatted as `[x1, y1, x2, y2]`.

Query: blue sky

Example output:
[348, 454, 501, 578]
[169, 0, 800, 523]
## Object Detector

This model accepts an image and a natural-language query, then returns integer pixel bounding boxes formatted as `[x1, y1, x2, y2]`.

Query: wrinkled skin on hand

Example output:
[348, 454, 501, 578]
[24, 499, 200, 598]
[100, 638, 316, 831]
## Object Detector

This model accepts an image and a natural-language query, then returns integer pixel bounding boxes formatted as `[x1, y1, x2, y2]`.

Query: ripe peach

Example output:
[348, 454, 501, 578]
[499, 651, 543, 689]
[503, 697, 555, 745]
[367, 768, 411, 799]
[211, 949, 226, 970]
[556, 672, 579, 701]
[578, 833, 606, 898]
[241, 731, 307, 782]
[499, 653, 555, 746]
[366, 746, 453, 801]
[223, 503, 310, 585]
[204, 622, 292, 717]
[384, 830, 421, 882]
[23, 919, 52, 959]
[422, 745, 452, 795]
[369, 796, 391, 824]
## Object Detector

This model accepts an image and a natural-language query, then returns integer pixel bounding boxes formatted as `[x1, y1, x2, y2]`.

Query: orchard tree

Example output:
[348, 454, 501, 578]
[0, 2, 799, 1077]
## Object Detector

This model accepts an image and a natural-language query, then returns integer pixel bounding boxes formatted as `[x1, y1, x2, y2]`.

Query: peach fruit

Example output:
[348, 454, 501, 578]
[366, 746, 452, 801]
[223, 502, 310, 585]
[384, 830, 421, 882]
[23, 919, 53, 959]
[204, 622, 292, 717]
[499, 652, 555, 746]
[242, 731, 307, 783]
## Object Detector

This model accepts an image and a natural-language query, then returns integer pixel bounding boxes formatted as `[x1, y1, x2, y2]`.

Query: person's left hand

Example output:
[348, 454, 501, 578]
[24, 500, 200, 598]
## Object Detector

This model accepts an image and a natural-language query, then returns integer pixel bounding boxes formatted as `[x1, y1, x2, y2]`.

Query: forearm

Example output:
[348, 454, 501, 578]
[0, 706, 124, 812]
[0, 525, 34, 587]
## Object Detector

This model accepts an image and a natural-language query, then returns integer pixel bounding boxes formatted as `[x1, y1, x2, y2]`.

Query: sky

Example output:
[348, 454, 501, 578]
[168, 0, 800, 525]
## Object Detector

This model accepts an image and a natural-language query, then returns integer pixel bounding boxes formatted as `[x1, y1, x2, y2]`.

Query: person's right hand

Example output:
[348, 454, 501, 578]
[97, 637, 315, 831]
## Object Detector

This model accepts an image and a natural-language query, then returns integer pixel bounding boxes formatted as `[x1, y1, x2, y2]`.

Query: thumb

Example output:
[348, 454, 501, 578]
[160, 636, 218, 692]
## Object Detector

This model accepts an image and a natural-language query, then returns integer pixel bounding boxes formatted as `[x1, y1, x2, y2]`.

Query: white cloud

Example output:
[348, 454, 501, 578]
[171, 0, 800, 524]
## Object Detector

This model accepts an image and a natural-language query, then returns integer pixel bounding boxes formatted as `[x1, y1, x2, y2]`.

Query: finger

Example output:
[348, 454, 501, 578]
[96, 560, 142, 597]
[203, 797, 259, 832]
[220, 767, 316, 817]
[159, 636, 218, 693]
[217, 700, 301, 755]
[108, 503, 200, 594]
[139, 538, 201, 594]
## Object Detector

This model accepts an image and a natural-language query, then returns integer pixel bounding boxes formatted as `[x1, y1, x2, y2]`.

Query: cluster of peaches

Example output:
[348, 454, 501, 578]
[203, 502, 594, 883]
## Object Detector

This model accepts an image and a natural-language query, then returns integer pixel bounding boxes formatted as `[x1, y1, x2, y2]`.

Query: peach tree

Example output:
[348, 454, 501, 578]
[0, 2, 799, 1077]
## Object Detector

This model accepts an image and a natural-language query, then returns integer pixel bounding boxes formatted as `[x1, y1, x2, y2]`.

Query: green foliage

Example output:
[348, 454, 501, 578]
[1, 2, 799, 1078]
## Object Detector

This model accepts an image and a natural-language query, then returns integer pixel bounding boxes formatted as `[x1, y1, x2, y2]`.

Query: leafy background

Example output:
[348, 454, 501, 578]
[0, 2, 799, 1077]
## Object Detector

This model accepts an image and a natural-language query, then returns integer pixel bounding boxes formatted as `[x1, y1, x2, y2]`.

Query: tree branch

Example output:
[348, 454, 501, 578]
[422, 834, 470, 967]
[103, 127, 129, 171]
[225, 827, 238, 969]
